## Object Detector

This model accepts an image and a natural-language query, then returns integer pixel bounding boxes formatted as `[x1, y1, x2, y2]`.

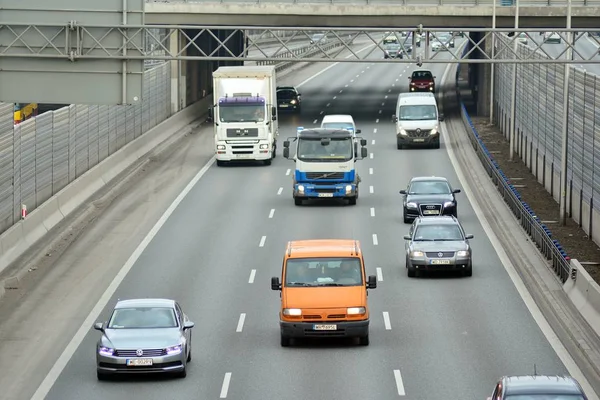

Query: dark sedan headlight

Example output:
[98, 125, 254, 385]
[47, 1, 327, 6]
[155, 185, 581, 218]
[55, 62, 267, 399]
[443, 201, 455, 208]
[98, 346, 114, 356]
[166, 344, 183, 355]
[290, 99, 297, 104]
[406, 202, 417, 209]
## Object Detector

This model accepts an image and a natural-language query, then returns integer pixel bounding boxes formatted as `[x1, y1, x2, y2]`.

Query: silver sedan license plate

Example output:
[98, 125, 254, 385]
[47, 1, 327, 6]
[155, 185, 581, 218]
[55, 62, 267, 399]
[317, 193, 334, 197]
[127, 358, 153, 366]
[431, 259, 451, 265]
[313, 324, 337, 331]
[413, 138, 425, 142]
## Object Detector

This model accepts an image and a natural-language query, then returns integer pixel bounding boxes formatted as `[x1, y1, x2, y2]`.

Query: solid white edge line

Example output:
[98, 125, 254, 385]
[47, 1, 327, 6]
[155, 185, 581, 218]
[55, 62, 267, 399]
[269, 209, 275, 218]
[259, 236, 266, 247]
[296, 43, 376, 88]
[394, 369, 406, 396]
[370, 207, 375, 217]
[220, 372, 232, 398]
[372, 234, 378, 246]
[383, 311, 392, 330]
[248, 269, 256, 284]
[376, 267, 383, 281]
[277, 187, 283, 195]
[30, 155, 218, 400]
[236, 313, 246, 333]
[439, 63, 599, 400]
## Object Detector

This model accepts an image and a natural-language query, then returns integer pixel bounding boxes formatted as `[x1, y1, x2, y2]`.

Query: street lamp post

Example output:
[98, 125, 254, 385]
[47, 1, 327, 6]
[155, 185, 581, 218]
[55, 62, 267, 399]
[489, 0, 497, 124]
[559, 0, 573, 225]
[508, 0, 520, 162]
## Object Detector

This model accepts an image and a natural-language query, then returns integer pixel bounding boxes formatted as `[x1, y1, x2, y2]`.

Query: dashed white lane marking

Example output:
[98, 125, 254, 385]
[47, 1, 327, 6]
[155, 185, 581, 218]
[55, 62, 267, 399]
[313, 119, 318, 124]
[384, 95, 388, 99]
[370, 207, 375, 217]
[285, 169, 291, 176]
[395, 78, 399, 81]
[369, 167, 373, 174]
[388, 89, 392, 92]
[259, 236, 266, 247]
[345, 84, 349, 87]
[383, 312, 392, 330]
[372, 234, 379, 246]
[339, 89, 343, 93]
[392, 84, 395, 87]
[375, 118, 379, 123]
[381, 102, 385, 106]
[326, 103, 331, 107]
[376, 267, 383, 281]
[277, 187, 283, 195]
[248, 269, 256, 283]
[236, 313, 246, 332]
[350, 79, 354, 82]
[320, 111, 324, 115]
[379, 110, 382, 114]
[356, 74, 360, 78]
[220, 373, 232, 398]
[394, 370, 406, 396]
[269, 209, 275, 218]
[333, 96, 337, 99]
[370, 153, 374, 159]
[361, 70, 365, 73]
[369, 185, 374, 193]
[371, 139, 375, 145]
[373, 128, 377, 133]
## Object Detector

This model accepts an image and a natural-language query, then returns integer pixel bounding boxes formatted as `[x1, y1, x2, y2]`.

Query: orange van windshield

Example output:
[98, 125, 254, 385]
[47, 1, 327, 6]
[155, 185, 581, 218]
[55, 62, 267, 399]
[285, 258, 363, 287]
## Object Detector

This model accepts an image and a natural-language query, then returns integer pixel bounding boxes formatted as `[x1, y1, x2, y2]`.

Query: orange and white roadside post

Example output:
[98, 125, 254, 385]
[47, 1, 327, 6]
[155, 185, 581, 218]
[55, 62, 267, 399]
[21, 204, 27, 219]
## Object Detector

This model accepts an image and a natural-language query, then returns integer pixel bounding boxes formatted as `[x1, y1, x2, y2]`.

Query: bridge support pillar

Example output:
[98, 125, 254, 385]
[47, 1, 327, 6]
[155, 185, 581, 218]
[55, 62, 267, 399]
[476, 32, 492, 117]
[169, 30, 185, 113]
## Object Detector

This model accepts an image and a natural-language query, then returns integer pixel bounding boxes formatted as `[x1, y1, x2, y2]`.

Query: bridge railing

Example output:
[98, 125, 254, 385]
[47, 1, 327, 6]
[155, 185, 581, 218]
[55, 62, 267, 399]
[147, 0, 600, 5]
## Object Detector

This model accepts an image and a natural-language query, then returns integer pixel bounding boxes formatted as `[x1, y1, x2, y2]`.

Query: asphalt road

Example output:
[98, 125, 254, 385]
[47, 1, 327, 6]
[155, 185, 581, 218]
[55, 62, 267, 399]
[530, 32, 600, 75]
[34, 41, 583, 399]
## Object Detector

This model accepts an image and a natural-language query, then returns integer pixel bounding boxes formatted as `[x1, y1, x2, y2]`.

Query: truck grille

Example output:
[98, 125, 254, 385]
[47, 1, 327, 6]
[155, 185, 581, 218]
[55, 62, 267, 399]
[114, 349, 166, 357]
[226, 128, 259, 137]
[231, 144, 254, 155]
[419, 204, 442, 215]
[314, 188, 337, 194]
[407, 129, 431, 138]
[305, 172, 345, 179]
[425, 251, 455, 258]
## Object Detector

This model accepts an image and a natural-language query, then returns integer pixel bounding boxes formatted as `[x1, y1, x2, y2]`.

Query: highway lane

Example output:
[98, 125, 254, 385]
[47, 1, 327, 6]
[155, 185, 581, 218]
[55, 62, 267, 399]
[41, 40, 591, 400]
[528, 32, 600, 75]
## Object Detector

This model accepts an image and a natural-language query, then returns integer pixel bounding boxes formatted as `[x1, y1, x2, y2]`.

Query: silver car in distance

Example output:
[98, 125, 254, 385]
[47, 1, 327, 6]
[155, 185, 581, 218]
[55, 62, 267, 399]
[94, 298, 195, 380]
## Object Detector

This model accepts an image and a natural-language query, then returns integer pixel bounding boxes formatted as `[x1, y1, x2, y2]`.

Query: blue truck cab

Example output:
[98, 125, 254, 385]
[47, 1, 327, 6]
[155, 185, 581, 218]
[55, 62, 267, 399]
[282, 128, 368, 206]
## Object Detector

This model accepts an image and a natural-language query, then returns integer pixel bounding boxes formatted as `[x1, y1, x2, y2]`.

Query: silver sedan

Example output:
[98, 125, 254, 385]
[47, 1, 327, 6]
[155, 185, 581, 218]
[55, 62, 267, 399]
[94, 298, 195, 380]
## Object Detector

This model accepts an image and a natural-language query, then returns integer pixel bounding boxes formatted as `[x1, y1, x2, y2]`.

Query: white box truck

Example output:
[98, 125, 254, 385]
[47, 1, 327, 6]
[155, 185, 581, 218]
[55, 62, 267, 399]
[209, 66, 279, 166]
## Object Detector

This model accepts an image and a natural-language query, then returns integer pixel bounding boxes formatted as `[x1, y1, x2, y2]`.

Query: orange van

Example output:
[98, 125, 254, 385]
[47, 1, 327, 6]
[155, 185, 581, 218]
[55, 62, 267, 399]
[271, 239, 377, 346]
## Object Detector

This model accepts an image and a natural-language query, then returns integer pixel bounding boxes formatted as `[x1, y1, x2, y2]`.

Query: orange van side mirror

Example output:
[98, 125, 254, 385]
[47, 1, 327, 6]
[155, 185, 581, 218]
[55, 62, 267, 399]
[367, 275, 377, 289]
[271, 277, 281, 290]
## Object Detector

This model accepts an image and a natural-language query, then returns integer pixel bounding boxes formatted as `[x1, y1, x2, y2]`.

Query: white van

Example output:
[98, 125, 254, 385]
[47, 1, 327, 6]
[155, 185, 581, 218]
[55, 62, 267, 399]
[320, 114, 361, 136]
[392, 93, 444, 149]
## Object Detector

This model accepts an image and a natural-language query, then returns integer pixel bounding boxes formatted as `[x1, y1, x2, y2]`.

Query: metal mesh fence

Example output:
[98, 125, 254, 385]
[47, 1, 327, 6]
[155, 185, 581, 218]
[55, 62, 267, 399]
[0, 62, 171, 235]
[492, 34, 600, 226]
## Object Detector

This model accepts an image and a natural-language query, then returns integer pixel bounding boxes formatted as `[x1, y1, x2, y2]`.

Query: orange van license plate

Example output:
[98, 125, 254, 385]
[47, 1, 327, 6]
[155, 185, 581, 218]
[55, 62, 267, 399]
[313, 324, 337, 331]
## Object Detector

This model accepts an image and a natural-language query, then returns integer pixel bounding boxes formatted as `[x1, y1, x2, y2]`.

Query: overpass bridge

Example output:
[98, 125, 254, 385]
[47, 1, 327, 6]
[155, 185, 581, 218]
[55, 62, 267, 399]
[145, 0, 600, 28]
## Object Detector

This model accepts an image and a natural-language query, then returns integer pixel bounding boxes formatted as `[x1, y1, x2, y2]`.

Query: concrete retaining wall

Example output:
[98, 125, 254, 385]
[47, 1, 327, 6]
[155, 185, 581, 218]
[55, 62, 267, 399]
[564, 260, 600, 338]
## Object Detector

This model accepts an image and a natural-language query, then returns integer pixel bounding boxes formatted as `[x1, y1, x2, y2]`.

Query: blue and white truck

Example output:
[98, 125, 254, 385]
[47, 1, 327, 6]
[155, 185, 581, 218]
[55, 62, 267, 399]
[282, 128, 367, 206]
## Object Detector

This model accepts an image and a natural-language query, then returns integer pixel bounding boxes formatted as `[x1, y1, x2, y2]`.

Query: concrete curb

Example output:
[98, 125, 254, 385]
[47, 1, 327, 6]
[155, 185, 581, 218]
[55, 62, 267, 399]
[0, 96, 212, 277]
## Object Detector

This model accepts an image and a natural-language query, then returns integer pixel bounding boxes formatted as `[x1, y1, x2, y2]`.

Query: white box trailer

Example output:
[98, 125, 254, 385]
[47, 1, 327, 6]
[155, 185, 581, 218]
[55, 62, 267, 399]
[210, 66, 279, 166]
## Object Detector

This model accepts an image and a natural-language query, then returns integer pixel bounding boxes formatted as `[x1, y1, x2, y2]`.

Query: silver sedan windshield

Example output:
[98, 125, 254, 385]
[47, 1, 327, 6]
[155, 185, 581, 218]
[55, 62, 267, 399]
[414, 225, 463, 241]
[108, 307, 178, 329]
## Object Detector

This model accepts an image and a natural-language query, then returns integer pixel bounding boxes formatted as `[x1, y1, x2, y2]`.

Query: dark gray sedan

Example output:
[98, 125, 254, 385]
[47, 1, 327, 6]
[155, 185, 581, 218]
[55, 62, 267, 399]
[94, 298, 195, 380]
[404, 216, 473, 277]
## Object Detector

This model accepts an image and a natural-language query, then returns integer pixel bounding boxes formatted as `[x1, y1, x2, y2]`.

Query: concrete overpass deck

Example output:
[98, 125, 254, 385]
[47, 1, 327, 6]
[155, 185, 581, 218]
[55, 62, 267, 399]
[146, 1, 600, 28]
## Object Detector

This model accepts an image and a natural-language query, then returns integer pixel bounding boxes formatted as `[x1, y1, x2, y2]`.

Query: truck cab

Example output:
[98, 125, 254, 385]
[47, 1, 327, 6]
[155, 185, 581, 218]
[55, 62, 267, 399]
[282, 128, 367, 206]
[271, 239, 377, 347]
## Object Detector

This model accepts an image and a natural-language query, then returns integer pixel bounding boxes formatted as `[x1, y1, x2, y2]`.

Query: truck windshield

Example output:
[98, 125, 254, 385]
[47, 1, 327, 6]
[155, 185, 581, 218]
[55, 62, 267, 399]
[219, 104, 265, 123]
[296, 137, 353, 162]
[398, 105, 437, 121]
[285, 257, 363, 286]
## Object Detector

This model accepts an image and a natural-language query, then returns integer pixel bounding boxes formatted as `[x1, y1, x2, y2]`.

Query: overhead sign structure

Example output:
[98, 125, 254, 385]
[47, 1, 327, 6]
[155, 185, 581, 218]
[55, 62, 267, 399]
[0, 0, 144, 105]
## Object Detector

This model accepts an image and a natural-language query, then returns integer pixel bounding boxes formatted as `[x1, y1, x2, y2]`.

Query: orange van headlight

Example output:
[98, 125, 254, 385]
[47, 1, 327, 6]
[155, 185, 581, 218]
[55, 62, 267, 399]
[347, 307, 366, 315]
[283, 308, 302, 316]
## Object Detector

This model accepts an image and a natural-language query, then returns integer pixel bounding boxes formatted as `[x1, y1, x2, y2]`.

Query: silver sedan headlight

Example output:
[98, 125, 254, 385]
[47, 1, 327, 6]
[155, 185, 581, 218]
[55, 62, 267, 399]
[410, 250, 425, 257]
[456, 250, 470, 257]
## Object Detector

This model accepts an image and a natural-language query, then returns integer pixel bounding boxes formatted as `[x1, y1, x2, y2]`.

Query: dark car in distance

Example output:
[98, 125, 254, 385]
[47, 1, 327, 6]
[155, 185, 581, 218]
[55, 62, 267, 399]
[276, 86, 301, 112]
[409, 69, 436, 93]
[487, 375, 589, 400]
[400, 176, 460, 223]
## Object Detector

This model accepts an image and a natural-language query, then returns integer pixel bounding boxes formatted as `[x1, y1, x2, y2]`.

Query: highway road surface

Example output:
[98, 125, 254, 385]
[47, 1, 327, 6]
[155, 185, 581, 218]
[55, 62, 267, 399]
[1, 39, 597, 400]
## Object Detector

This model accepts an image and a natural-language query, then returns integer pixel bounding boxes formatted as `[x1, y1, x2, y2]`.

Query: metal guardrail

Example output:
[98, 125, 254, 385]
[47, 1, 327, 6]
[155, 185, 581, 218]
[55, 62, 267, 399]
[455, 45, 571, 283]
[148, 0, 600, 6]
[255, 39, 351, 71]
